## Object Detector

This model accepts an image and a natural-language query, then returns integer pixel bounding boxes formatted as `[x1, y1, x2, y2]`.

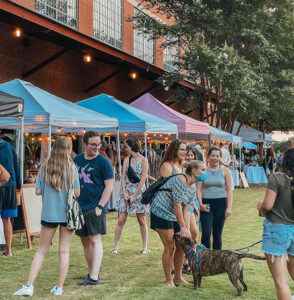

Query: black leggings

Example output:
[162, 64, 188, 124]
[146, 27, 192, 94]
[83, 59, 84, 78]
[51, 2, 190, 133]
[200, 197, 227, 250]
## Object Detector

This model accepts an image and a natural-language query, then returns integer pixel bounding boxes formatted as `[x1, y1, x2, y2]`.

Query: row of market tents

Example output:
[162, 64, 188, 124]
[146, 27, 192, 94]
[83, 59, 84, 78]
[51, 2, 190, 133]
[0, 79, 272, 180]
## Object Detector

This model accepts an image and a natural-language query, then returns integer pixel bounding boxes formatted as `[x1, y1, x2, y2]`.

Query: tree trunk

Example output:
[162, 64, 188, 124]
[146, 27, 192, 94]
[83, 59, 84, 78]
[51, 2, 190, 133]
[236, 122, 243, 136]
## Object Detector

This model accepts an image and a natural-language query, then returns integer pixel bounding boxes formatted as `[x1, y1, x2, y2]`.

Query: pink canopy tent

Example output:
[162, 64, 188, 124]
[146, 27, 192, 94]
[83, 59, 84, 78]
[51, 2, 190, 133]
[131, 93, 209, 136]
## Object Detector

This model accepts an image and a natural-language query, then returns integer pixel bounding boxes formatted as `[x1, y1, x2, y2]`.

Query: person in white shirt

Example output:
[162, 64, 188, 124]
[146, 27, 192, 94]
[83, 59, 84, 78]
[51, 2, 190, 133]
[220, 143, 231, 168]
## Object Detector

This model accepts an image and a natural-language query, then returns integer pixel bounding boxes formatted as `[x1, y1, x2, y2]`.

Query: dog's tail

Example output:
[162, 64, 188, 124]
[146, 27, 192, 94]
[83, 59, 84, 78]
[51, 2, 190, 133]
[237, 253, 266, 260]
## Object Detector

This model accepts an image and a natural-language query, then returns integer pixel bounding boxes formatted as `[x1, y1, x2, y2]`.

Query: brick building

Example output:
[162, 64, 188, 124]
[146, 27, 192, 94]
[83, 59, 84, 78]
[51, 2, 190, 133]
[0, 0, 200, 120]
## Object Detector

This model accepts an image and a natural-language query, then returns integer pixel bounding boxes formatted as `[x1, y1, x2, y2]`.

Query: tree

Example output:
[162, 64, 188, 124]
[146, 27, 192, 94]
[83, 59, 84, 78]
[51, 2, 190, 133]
[133, 0, 294, 132]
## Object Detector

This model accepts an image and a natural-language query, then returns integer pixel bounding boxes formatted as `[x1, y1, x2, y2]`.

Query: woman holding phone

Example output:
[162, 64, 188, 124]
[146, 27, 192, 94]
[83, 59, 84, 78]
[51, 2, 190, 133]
[112, 138, 149, 254]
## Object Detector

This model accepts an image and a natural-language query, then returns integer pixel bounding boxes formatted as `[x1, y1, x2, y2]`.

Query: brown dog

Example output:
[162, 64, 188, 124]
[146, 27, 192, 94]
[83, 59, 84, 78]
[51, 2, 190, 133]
[174, 235, 265, 296]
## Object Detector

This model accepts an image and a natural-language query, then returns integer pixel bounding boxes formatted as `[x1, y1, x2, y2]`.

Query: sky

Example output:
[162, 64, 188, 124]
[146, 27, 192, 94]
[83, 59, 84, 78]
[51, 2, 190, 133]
[271, 131, 294, 142]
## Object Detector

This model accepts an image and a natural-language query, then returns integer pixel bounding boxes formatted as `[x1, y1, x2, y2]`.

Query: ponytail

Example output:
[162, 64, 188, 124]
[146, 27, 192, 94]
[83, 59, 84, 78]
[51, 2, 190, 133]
[184, 160, 203, 176]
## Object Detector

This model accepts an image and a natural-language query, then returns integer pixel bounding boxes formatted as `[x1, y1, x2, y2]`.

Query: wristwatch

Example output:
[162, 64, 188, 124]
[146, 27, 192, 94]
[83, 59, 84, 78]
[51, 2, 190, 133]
[97, 204, 104, 210]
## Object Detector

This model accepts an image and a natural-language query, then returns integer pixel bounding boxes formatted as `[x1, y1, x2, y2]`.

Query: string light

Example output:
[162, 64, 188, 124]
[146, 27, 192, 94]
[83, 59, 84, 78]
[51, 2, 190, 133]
[82, 128, 86, 134]
[83, 54, 92, 63]
[130, 72, 137, 79]
[14, 28, 22, 38]
[123, 133, 128, 137]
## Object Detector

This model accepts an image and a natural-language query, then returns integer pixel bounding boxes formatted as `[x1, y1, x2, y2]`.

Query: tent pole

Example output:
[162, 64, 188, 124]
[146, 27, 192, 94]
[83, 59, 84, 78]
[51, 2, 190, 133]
[48, 115, 52, 154]
[208, 133, 211, 148]
[239, 146, 242, 172]
[20, 117, 24, 184]
[144, 132, 149, 187]
[176, 132, 178, 139]
[116, 127, 121, 178]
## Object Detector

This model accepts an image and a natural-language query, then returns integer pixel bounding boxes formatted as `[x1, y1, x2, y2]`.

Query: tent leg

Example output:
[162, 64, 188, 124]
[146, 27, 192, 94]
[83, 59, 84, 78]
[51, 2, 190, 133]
[48, 123, 52, 154]
[116, 127, 121, 179]
[239, 147, 242, 172]
[144, 132, 149, 187]
[20, 117, 24, 184]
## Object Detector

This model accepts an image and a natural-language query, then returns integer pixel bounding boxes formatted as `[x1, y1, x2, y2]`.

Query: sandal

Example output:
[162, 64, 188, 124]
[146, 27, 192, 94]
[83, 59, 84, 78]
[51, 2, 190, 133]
[110, 249, 118, 254]
[182, 263, 192, 275]
[141, 249, 150, 255]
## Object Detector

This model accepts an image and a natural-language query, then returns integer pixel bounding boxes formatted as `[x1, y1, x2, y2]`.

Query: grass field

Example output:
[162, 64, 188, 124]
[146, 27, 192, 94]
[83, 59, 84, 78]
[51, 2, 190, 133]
[0, 188, 285, 299]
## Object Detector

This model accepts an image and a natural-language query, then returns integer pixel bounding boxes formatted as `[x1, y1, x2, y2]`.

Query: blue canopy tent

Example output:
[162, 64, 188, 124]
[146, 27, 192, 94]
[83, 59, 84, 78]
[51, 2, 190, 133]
[0, 79, 119, 179]
[242, 142, 257, 150]
[77, 94, 178, 134]
[77, 94, 178, 178]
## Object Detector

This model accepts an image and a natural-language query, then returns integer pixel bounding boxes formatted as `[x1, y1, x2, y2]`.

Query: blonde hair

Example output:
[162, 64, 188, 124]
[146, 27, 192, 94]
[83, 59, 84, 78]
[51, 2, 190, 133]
[41, 137, 76, 191]
[183, 160, 203, 176]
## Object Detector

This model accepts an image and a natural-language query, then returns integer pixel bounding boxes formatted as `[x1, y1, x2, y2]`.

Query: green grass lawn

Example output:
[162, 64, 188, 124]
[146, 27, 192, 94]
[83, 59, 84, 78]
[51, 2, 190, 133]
[0, 188, 284, 299]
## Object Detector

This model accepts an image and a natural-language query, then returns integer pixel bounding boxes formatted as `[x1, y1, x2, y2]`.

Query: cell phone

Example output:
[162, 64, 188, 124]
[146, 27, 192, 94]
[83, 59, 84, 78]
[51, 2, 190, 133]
[127, 198, 131, 204]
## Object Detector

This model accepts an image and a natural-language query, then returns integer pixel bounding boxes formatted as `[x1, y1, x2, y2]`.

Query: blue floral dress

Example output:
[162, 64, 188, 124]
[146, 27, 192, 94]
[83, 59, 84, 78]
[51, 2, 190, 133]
[117, 162, 149, 216]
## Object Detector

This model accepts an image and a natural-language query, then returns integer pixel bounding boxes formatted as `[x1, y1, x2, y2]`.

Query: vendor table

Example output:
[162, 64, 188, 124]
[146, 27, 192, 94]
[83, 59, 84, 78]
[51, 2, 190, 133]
[244, 166, 267, 184]
[230, 168, 240, 187]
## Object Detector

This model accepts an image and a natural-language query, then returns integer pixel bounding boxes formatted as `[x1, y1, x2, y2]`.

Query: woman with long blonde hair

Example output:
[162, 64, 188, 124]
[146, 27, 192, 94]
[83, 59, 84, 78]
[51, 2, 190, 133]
[14, 137, 80, 297]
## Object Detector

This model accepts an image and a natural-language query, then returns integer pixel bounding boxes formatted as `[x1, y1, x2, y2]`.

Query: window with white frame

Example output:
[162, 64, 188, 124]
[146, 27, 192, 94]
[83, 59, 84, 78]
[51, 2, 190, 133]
[163, 43, 179, 72]
[35, 0, 78, 28]
[93, 0, 123, 49]
[134, 9, 154, 64]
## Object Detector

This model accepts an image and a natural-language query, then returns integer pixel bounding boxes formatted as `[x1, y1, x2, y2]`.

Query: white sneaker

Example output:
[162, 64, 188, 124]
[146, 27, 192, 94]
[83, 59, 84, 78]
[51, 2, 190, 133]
[13, 285, 34, 296]
[292, 295, 294, 300]
[50, 285, 63, 296]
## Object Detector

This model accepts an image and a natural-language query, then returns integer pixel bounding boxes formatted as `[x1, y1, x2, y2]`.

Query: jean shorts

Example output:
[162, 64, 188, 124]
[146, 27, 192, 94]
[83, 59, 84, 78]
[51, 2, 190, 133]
[261, 219, 294, 257]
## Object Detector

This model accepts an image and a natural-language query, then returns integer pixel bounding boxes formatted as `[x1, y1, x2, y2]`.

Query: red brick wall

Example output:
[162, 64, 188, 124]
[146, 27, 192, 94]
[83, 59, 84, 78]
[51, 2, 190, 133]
[78, 0, 93, 36]
[10, 0, 35, 10]
[123, 1, 134, 55]
[8, 0, 168, 70]
[0, 22, 154, 103]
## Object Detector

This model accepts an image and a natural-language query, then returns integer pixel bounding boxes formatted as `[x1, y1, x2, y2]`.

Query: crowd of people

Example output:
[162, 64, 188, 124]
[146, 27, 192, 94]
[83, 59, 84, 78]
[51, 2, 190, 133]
[0, 132, 293, 299]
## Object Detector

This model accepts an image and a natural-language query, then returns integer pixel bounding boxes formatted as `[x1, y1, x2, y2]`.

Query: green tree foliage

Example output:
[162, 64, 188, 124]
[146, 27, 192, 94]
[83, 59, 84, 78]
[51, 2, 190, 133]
[133, 0, 294, 132]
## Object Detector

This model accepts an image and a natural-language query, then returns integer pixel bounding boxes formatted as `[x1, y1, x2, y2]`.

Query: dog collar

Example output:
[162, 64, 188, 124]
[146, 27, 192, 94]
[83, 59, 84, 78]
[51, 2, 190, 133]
[185, 245, 197, 259]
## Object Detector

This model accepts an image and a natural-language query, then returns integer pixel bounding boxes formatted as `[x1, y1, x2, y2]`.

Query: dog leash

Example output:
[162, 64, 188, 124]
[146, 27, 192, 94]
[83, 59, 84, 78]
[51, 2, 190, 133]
[233, 240, 262, 253]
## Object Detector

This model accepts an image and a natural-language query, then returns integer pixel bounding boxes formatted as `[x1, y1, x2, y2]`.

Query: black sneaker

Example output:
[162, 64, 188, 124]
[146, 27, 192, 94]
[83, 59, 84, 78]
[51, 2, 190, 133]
[0, 244, 6, 252]
[78, 276, 101, 286]
[82, 274, 90, 281]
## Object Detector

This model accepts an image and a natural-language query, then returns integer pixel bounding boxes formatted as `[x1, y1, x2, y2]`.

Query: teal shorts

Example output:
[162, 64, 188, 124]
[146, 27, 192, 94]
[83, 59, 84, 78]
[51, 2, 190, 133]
[261, 219, 294, 257]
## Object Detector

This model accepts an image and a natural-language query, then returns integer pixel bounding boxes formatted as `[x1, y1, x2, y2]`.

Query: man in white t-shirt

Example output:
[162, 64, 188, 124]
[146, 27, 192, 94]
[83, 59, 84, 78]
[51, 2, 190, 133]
[220, 143, 231, 168]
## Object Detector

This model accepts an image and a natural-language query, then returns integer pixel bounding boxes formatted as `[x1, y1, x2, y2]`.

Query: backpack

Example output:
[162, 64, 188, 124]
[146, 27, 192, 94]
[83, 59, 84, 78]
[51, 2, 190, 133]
[141, 173, 186, 205]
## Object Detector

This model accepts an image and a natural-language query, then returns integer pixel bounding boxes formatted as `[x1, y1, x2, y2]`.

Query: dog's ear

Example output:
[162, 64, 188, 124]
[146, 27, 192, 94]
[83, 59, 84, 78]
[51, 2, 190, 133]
[174, 234, 180, 241]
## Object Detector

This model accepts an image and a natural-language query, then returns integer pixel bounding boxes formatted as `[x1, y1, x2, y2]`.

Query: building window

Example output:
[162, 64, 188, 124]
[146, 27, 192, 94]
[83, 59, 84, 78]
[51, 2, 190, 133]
[163, 43, 179, 72]
[93, 0, 123, 49]
[134, 9, 154, 64]
[35, 0, 78, 28]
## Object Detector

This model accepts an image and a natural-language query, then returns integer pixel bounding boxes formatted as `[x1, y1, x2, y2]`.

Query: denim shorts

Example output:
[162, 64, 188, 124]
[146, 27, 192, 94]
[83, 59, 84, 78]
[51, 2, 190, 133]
[261, 219, 294, 257]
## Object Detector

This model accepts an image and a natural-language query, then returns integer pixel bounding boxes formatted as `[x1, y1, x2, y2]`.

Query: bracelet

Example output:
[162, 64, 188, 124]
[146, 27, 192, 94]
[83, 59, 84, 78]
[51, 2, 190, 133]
[97, 204, 104, 210]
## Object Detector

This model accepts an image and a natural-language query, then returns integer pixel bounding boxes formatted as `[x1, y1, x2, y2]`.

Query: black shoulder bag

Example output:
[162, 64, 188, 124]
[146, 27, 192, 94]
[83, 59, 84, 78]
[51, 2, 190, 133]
[127, 157, 141, 183]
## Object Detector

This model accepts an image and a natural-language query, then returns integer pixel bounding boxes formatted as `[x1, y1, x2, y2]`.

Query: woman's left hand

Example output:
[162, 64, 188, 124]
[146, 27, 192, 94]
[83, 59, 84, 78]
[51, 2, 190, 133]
[225, 208, 232, 217]
[194, 207, 200, 217]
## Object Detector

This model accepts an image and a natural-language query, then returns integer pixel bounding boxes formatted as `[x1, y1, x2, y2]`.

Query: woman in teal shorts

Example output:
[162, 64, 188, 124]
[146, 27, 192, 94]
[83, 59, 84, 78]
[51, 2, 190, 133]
[257, 148, 294, 300]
